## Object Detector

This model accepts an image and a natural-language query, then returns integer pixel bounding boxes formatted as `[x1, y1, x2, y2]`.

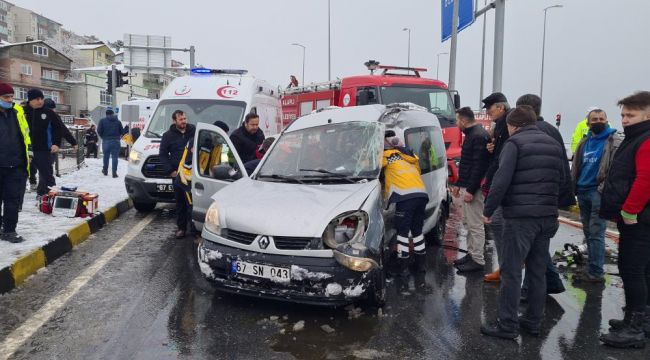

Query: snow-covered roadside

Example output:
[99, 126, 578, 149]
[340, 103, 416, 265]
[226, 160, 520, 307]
[0, 158, 129, 270]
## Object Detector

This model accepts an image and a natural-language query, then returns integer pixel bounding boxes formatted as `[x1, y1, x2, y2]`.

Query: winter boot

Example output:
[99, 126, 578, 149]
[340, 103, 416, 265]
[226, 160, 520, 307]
[600, 312, 646, 349]
[102, 168, 108, 176]
[608, 311, 631, 332]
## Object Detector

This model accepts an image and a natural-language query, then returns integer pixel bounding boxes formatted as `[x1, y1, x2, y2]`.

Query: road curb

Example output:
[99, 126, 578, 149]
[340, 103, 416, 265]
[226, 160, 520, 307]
[0, 198, 132, 294]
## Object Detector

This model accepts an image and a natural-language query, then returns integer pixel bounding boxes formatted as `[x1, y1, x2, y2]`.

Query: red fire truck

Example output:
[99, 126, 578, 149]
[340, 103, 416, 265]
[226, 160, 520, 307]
[281, 61, 464, 182]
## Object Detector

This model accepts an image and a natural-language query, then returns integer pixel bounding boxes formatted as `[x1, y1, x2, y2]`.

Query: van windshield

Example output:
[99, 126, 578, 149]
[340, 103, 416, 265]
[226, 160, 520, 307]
[257, 122, 382, 183]
[380, 85, 456, 127]
[145, 99, 246, 138]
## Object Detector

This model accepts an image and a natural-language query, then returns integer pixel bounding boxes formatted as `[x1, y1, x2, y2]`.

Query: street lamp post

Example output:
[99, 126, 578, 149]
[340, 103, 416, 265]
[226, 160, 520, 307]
[540, 4, 563, 99]
[436, 52, 449, 81]
[291, 43, 306, 86]
[328, 0, 331, 81]
[402, 27, 411, 70]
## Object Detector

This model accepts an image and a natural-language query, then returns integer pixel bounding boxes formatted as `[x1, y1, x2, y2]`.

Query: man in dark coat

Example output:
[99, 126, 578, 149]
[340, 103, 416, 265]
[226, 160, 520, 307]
[159, 110, 196, 239]
[22, 89, 70, 196]
[516, 94, 571, 296]
[599, 91, 650, 349]
[85, 124, 99, 158]
[0, 83, 32, 243]
[451, 107, 490, 272]
[97, 109, 124, 177]
[230, 113, 264, 163]
[480, 106, 563, 340]
[482, 92, 512, 283]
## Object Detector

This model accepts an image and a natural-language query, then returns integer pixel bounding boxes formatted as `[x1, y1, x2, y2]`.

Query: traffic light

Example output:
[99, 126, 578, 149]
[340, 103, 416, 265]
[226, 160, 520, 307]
[116, 71, 129, 88]
[106, 70, 113, 93]
[555, 113, 562, 127]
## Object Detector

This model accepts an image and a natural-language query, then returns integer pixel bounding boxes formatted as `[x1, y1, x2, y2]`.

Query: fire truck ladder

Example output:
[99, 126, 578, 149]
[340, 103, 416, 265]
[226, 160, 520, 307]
[283, 80, 341, 95]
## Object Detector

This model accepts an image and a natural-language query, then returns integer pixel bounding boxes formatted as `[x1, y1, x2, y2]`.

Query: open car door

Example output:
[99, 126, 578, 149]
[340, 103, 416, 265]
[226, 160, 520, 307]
[191, 122, 247, 230]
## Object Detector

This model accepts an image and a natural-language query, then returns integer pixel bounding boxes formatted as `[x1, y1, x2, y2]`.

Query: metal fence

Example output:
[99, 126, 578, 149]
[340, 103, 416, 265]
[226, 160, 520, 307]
[54, 128, 86, 176]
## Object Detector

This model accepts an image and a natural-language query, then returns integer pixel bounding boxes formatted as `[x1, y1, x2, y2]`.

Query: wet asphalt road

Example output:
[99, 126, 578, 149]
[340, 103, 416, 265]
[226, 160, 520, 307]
[0, 204, 648, 360]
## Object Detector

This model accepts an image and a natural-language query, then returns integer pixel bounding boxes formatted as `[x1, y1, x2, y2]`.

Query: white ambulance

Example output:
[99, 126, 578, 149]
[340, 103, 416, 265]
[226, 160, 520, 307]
[125, 69, 282, 213]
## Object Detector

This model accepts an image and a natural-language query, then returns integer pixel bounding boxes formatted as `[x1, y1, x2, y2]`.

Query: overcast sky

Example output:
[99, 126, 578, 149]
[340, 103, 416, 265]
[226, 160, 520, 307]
[14, 0, 650, 142]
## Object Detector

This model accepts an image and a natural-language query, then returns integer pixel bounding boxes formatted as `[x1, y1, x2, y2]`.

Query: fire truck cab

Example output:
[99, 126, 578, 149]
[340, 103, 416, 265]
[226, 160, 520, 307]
[281, 61, 463, 183]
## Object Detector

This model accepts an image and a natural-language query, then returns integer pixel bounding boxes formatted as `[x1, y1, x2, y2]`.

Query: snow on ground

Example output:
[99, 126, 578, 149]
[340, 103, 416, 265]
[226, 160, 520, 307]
[0, 158, 129, 270]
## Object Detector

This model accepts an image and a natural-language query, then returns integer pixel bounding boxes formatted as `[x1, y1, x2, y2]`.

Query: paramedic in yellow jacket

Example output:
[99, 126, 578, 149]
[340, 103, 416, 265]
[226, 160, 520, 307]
[382, 130, 429, 274]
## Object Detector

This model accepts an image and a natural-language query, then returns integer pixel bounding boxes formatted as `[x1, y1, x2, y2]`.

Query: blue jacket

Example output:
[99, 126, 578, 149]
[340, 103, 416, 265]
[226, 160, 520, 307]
[97, 115, 124, 141]
[576, 127, 617, 191]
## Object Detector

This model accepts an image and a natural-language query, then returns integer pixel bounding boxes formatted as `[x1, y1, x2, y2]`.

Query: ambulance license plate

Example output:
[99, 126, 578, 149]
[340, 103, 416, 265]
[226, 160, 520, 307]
[157, 184, 174, 192]
[231, 260, 291, 282]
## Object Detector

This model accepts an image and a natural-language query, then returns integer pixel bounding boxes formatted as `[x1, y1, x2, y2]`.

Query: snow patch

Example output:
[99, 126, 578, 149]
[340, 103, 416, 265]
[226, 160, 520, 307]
[351, 349, 390, 359]
[325, 283, 342, 297]
[198, 261, 215, 279]
[292, 320, 305, 332]
[343, 284, 365, 297]
[0, 159, 129, 270]
[204, 248, 223, 261]
[290, 265, 332, 281]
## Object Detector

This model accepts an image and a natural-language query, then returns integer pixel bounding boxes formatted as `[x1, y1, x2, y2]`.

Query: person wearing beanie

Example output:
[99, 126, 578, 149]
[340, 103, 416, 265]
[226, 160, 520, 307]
[381, 130, 430, 286]
[22, 88, 73, 196]
[480, 105, 564, 340]
[97, 107, 125, 177]
[0, 82, 32, 243]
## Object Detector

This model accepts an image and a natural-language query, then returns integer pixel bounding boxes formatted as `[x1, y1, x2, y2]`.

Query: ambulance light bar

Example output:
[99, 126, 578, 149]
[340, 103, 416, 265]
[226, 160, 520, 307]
[191, 68, 248, 75]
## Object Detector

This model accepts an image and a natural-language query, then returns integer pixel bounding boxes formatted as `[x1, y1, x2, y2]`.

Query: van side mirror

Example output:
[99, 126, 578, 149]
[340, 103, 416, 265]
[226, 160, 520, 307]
[453, 92, 461, 109]
[212, 164, 242, 181]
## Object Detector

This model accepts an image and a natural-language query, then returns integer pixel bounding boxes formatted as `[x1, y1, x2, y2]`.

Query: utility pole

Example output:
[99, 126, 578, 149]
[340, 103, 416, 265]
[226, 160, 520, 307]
[328, 0, 331, 81]
[540, 5, 563, 100]
[189, 45, 196, 69]
[492, 0, 505, 92]
[479, 0, 488, 106]
[291, 43, 306, 85]
[402, 28, 411, 70]
[110, 64, 117, 111]
[448, 0, 460, 90]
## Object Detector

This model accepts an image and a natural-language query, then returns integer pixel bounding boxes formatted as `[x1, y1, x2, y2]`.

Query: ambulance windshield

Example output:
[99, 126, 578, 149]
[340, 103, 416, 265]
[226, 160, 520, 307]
[145, 99, 246, 138]
[380, 85, 456, 126]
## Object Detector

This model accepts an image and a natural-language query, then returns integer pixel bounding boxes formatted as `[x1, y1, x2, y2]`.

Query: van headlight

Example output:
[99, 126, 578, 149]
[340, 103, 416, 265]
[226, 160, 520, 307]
[322, 211, 368, 249]
[205, 203, 221, 235]
[333, 252, 378, 272]
[129, 150, 142, 164]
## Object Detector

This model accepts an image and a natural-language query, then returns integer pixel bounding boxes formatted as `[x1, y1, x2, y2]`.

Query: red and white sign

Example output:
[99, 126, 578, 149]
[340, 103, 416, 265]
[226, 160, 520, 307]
[174, 85, 191, 96]
[217, 86, 239, 99]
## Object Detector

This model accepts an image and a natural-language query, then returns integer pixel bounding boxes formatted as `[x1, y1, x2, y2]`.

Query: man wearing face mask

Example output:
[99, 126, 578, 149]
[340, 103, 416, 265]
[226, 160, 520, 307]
[0, 83, 32, 243]
[571, 109, 621, 283]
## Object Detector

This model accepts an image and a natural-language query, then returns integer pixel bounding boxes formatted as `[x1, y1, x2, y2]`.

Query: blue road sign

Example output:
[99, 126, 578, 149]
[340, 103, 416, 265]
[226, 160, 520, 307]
[441, 0, 475, 42]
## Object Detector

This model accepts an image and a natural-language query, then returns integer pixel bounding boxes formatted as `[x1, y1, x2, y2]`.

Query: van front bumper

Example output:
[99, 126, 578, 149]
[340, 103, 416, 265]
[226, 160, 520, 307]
[197, 238, 376, 306]
[124, 175, 175, 204]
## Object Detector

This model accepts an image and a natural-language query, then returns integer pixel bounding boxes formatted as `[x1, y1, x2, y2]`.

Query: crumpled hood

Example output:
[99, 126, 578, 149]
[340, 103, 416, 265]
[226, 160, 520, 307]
[212, 178, 379, 238]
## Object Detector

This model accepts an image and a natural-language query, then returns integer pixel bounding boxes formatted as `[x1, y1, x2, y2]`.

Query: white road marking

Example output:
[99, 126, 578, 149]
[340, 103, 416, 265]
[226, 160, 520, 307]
[0, 213, 156, 360]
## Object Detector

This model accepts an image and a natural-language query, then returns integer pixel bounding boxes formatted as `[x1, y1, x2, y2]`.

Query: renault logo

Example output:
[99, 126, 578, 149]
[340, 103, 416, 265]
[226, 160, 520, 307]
[258, 236, 270, 249]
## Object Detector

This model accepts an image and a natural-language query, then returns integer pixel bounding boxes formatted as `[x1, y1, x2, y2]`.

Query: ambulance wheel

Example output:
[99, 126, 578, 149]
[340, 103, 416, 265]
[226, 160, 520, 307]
[133, 201, 156, 212]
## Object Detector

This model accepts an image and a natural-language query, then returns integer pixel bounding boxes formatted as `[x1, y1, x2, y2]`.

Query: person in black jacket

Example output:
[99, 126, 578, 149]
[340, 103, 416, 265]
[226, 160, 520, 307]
[516, 94, 571, 296]
[159, 110, 196, 239]
[481, 92, 512, 283]
[22, 89, 69, 196]
[230, 113, 265, 163]
[599, 91, 650, 349]
[85, 125, 99, 158]
[97, 109, 125, 177]
[480, 106, 563, 340]
[451, 107, 490, 272]
[43, 99, 78, 178]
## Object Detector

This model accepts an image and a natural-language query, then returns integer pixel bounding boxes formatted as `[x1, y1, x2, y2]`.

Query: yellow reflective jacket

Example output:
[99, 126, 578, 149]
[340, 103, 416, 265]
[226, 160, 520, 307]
[381, 147, 428, 204]
[11, 104, 32, 175]
[571, 119, 589, 153]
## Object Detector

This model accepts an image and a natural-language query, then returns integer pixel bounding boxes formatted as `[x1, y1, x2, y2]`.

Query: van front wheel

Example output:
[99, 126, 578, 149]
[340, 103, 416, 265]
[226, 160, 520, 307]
[425, 208, 447, 246]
